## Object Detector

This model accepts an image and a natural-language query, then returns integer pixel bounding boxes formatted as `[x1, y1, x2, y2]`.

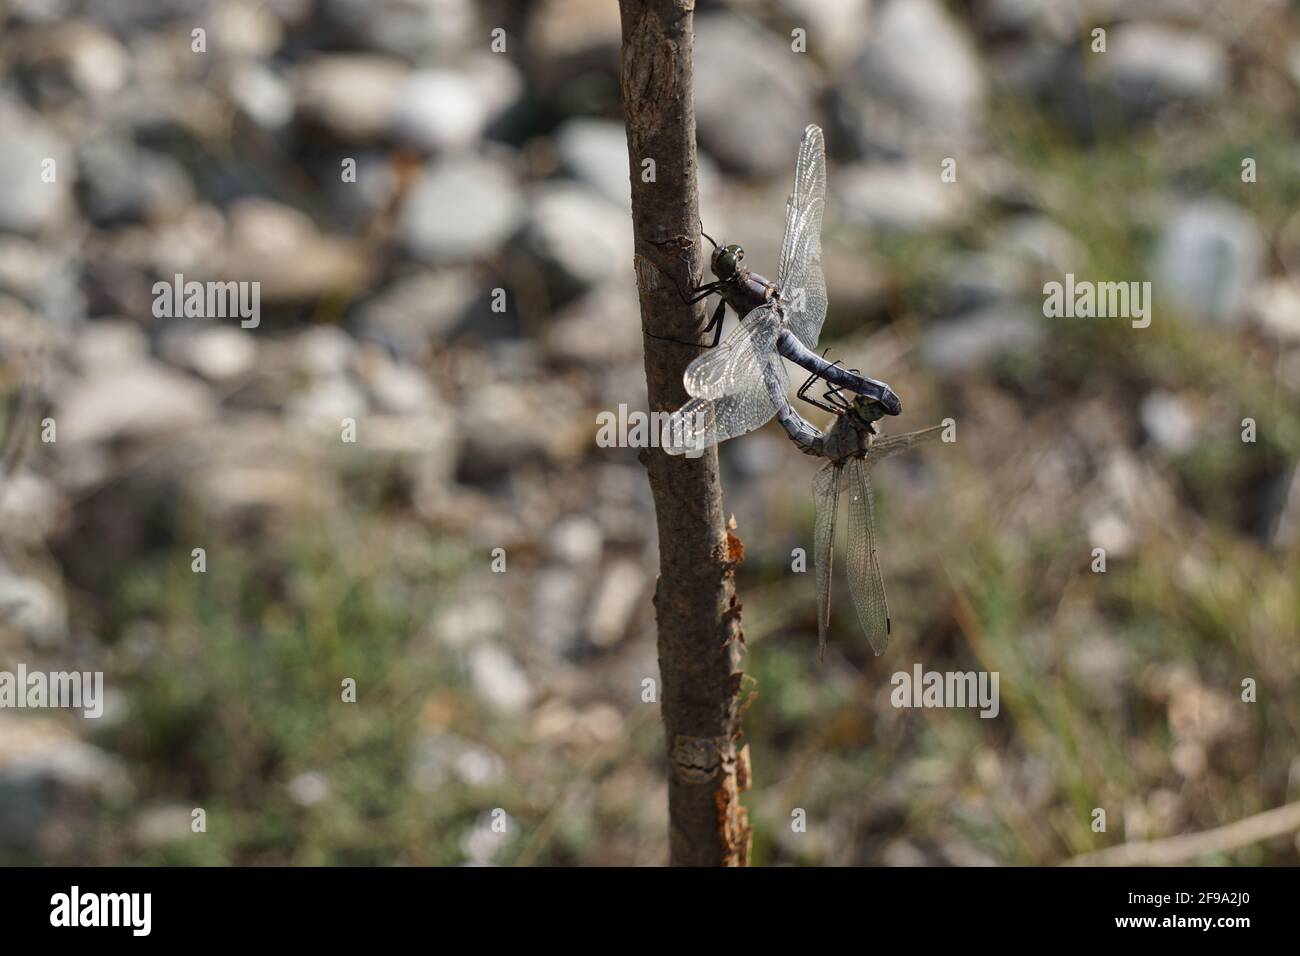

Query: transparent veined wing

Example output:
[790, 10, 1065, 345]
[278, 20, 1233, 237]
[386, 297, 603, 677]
[664, 304, 787, 455]
[681, 303, 781, 400]
[812, 460, 842, 659]
[846, 459, 890, 655]
[776, 125, 828, 351]
[842, 423, 945, 652]
[864, 424, 946, 467]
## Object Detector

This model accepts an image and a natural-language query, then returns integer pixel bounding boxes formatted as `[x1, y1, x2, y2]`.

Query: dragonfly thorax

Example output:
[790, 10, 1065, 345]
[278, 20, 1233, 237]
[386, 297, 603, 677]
[821, 409, 873, 463]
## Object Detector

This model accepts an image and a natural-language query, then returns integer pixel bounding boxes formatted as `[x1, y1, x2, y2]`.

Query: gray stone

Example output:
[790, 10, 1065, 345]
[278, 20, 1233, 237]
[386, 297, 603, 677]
[0, 715, 130, 850]
[453, 745, 505, 787]
[975, 0, 1082, 42]
[774, 0, 873, 70]
[401, 157, 525, 263]
[1248, 280, 1300, 342]
[284, 376, 368, 430]
[146, 204, 227, 280]
[456, 380, 589, 477]
[0, 236, 60, 301]
[410, 733, 504, 791]
[1153, 199, 1262, 325]
[546, 515, 604, 565]
[524, 183, 632, 289]
[532, 568, 586, 655]
[294, 325, 357, 378]
[328, 152, 400, 218]
[841, 0, 987, 156]
[993, 215, 1086, 276]
[291, 54, 407, 141]
[1140, 390, 1197, 454]
[286, 772, 330, 807]
[694, 14, 819, 175]
[77, 138, 194, 225]
[1268, 466, 1300, 550]
[1098, 23, 1228, 117]
[919, 305, 1045, 374]
[356, 270, 481, 351]
[6, 0, 73, 24]
[586, 559, 646, 648]
[0, 111, 74, 234]
[48, 22, 131, 98]
[0, 471, 65, 545]
[468, 643, 533, 715]
[1066, 634, 1133, 708]
[555, 118, 632, 209]
[543, 281, 643, 365]
[930, 252, 1030, 316]
[0, 563, 67, 645]
[321, 0, 477, 59]
[460, 809, 514, 863]
[211, 0, 284, 58]
[837, 162, 968, 233]
[428, 592, 507, 650]
[357, 350, 439, 415]
[160, 326, 258, 381]
[222, 198, 372, 302]
[132, 804, 196, 846]
[56, 356, 215, 444]
[184, 419, 338, 521]
[0, 244, 82, 327]
[73, 319, 148, 371]
[526, 0, 622, 66]
[394, 56, 522, 153]
[228, 62, 295, 130]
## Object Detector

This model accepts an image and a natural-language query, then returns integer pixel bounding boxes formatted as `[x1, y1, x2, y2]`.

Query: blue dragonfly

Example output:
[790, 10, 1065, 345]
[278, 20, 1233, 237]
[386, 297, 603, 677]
[664, 125, 900, 455]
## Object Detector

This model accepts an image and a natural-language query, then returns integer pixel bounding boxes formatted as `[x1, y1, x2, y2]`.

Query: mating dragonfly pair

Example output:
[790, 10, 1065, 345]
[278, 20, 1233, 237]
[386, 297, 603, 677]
[660, 125, 943, 658]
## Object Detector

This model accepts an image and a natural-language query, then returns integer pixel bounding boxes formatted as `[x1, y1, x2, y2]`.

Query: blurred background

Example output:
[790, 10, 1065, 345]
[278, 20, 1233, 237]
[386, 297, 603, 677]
[0, 0, 1298, 866]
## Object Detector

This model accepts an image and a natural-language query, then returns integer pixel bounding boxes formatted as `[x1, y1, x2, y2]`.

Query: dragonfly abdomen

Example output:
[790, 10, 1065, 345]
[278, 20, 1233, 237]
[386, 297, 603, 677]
[775, 400, 824, 457]
[776, 330, 902, 415]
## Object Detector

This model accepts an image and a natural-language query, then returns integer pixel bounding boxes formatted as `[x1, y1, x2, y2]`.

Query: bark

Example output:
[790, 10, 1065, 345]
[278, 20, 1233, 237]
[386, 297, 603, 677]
[618, 0, 751, 866]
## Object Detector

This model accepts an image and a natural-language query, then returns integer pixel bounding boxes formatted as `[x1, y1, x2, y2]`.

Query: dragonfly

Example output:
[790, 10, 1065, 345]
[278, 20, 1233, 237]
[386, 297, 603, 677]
[772, 361, 945, 658]
[663, 125, 900, 456]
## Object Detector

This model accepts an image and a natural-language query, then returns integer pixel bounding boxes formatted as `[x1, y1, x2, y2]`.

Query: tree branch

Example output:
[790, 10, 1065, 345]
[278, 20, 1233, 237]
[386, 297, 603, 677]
[618, 0, 750, 866]
[1062, 799, 1300, 866]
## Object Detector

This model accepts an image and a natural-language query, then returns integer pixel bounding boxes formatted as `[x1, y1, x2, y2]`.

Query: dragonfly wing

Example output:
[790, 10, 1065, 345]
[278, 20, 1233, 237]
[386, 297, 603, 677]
[812, 460, 842, 659]
[665, 305, 785, 455]
[777, 124, 828, 351]
[681, 303, 780, 400]
[846, 459, 891, 655]
[864, 424, 946, 467]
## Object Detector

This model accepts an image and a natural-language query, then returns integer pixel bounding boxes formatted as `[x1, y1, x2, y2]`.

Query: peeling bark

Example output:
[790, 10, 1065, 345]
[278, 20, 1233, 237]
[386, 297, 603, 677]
[618, 0, 751, 866]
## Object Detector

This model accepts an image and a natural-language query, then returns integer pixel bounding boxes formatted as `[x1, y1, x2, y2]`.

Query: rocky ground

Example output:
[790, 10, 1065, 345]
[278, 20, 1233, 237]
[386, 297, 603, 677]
[0, 0, 1298, 865]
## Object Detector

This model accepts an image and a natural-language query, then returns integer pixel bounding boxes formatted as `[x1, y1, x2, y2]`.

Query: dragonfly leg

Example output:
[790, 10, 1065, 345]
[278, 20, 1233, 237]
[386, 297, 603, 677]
[643, 282, 727, 348]
[798, 378, 842, 414]
[798, 350, 851, 413]
[819, 358, 856, 411]
[700, 296, 726, 348]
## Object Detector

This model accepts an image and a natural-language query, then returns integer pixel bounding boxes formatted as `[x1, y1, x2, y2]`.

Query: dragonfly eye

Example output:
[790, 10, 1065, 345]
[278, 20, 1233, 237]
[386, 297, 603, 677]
[710, 248, 728, 278]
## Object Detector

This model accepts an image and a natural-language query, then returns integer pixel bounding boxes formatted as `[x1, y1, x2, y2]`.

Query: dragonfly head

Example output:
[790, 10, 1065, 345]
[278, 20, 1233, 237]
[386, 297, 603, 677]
[710, 243, 745, 281]
[849, 395, 890, 432]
